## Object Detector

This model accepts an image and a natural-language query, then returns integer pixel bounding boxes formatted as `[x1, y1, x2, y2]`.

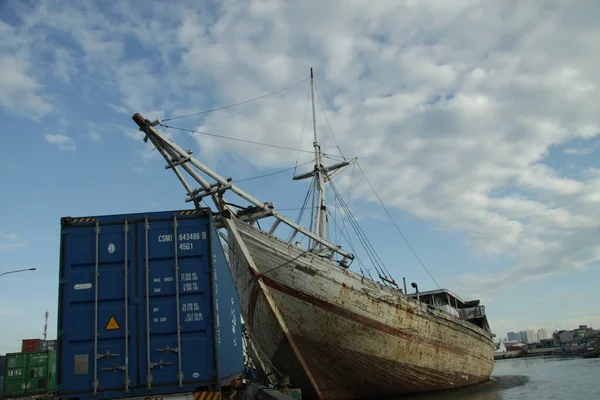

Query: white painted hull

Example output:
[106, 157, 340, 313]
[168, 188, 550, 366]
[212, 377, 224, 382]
[224, 218, 494, 400]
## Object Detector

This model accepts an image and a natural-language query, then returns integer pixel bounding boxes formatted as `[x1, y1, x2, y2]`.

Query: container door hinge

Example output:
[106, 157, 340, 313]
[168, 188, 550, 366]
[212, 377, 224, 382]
[150, 359, 174, 369]
[97, 350, 120, 360]
[156, 345, 179, 353]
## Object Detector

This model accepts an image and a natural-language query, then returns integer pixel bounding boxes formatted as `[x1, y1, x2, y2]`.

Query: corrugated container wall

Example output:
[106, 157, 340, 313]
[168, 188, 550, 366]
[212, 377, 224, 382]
[21, 338, 41, 353]
[2, 351, 56, 399]
[56, 209, 243, 400]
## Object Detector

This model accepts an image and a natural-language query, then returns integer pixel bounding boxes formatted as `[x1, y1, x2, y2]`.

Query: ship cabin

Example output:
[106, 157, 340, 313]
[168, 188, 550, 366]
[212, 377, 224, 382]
[408, 288, 491, 333]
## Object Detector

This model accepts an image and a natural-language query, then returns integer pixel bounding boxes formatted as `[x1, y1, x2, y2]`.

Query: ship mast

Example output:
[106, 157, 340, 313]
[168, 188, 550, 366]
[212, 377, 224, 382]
[310, 68, 327, 250]
[293, 68, 357, 252]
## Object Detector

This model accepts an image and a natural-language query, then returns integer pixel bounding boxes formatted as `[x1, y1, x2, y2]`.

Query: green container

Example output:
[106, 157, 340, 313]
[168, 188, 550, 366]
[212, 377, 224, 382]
[2, 350, 56, 398]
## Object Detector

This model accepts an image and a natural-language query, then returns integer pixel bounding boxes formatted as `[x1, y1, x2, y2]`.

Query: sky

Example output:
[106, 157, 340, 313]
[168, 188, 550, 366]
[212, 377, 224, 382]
[2, 0, 600, 354]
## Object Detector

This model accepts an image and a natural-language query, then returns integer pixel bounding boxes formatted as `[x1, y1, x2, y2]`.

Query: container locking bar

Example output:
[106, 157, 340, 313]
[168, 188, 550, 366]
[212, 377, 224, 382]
[156, 345, 180, 353]
[173, 215, 184, 388]
[144, 218, 153, 389]
[97, 350, 120, 359]
[150, 360, 174, 369]
[102, 365, 127, 372]
[93, 220, 101, 395]
[124, 219, 130, 392]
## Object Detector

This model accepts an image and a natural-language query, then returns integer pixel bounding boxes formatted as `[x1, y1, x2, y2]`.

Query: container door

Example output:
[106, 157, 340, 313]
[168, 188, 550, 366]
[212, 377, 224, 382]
[59, 219, 137, 393]
[137, 215, 215, 390]
[27, 352, 49, 396]
[4, 354, 27, 398]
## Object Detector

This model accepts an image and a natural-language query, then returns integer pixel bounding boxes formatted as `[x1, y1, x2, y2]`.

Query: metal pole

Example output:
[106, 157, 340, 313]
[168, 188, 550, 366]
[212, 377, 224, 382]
[145, 218, 153, 389]
[0, 268, 36, 278]
[94, 221, 100, 395]
[124, 220, 130, 392]
[173, 215, 183, 388]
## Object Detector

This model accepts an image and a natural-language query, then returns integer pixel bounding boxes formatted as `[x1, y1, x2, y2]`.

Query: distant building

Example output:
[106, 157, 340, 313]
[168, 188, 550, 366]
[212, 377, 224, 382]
[517, 331, 525, 342]
[507, 331, 520, 342]
[523, 329, 539, 343]
[558, 331, 576, 343]
[537, 328, 549, 340]
[586, 330, 600, 340]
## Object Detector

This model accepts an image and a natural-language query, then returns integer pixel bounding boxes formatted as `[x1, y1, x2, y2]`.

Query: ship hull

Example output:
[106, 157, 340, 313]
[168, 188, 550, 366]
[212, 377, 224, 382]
[225, 218, 494, 400]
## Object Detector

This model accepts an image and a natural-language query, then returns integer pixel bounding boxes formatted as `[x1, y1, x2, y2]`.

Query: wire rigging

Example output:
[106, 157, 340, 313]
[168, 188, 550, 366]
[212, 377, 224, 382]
[313, 80, 346, 161]
[326, 208, 370, 278]
[355, 162, 440, 289]
[162, 78, 310, 122]
[159, 124, 346, 160]
[288, 176, 315, 243]
[294, 85, 312, 176]
[235, 160, 313, 183]
[328, 179, 395, 283]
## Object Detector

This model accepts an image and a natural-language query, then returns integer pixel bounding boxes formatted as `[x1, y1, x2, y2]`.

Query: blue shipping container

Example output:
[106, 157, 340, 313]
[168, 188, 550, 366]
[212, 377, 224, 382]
[57, 208, 243, 400]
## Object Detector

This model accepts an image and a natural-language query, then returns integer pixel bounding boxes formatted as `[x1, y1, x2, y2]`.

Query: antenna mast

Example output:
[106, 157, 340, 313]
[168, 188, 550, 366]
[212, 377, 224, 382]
[43, 311, 49, 340]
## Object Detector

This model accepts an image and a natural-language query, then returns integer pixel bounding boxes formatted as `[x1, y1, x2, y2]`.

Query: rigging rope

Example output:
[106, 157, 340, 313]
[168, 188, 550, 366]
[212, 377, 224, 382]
[162, 78, 310, 122]
[328, 180, 393, 281]
[355, 162, 440, 289]
[294, 85, 312, 176]
[159, 123, 346, 160]
[326, 209, 371, 278]
[288, 175, 315, 243]
[235, 160, 313, 183]
[314, 81, 346, 161]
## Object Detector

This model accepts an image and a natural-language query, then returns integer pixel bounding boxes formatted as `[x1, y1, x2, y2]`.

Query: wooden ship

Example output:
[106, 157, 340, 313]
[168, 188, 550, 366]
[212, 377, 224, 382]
[131, 69, 495, 400]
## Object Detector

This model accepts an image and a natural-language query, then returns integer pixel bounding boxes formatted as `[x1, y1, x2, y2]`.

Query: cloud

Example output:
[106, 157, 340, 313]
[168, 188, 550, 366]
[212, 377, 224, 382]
[564, 140, 600, 155]
[4, 0, 600, 300]
[0, 232, 25, 251]
[45, 134, 76, 151]
[51, 47, 77, 83]
[565, 148, 593, 155]
[88, 131, 101, 141]
[0, 21, 53, 118]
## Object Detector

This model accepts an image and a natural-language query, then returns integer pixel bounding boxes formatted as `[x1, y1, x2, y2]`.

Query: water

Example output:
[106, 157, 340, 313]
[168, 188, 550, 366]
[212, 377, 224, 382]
[397, 355, 600, 399]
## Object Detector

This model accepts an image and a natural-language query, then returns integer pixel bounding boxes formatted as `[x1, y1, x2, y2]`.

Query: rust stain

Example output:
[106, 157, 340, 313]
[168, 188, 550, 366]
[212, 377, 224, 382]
[339, 283, 350, 300]
[295, 264, 317, 276]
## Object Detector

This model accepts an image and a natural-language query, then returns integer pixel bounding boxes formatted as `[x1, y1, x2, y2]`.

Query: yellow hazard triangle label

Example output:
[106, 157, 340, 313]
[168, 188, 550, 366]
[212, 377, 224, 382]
[105, 315, 120, 330]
